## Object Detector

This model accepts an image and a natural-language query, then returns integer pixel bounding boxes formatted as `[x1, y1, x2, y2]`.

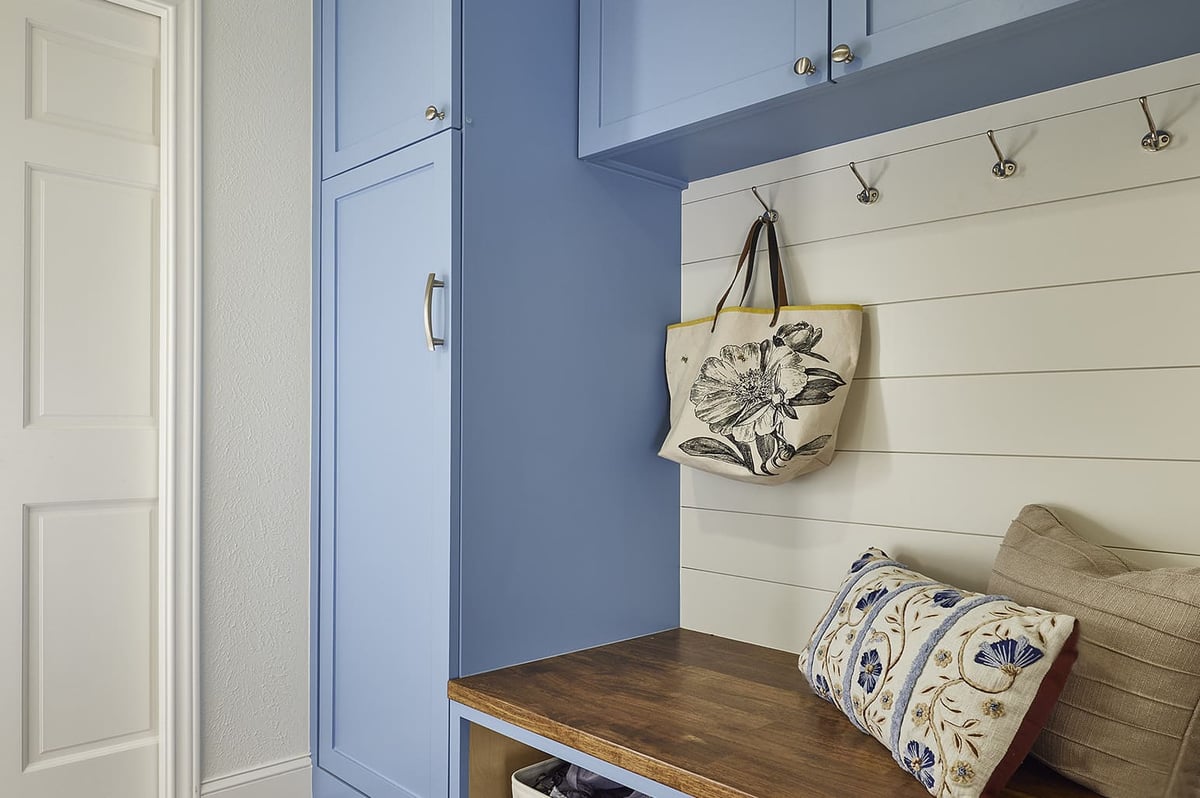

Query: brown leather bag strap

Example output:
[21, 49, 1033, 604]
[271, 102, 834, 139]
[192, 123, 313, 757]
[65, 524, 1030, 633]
[710, 217, 765, 332]
[765, 219, 789, 327]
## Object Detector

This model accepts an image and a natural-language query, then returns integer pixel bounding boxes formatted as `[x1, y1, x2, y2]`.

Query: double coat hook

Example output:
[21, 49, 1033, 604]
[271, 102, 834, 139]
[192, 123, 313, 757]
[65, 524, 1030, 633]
[750, 186, 779, 222]
[986, 130, 1017, 179]
[1138, 96, 1171, 152]
[847, 162, 879, 205]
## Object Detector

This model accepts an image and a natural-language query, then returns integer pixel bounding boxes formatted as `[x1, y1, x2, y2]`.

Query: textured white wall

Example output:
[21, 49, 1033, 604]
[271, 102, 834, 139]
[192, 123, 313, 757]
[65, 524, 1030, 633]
[200, 0, 312, 782]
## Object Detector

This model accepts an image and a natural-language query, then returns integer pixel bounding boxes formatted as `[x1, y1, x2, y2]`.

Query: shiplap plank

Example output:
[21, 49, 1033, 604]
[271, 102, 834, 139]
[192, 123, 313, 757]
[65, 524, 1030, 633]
[682, 54, 1200, 204]
[682, 554, 1200, 659]
[681, 82, 1200, 263]
[863, 275, 1200, 377]
[681, 452, 1200, 557]
[680, 569, 830, 655]
[681, 509, 1001, 593]
[686, 178, 1200, 312]
[682, 510, 1200, 596]
[680, 272, 1200, 379]
[839, 369, 1200, 460]
[681, 178, 1200, 313]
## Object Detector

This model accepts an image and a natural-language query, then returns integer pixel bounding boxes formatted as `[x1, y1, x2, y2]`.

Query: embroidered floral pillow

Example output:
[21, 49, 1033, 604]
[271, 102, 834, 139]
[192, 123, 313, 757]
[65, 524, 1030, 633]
[798, 549, 1080, 798]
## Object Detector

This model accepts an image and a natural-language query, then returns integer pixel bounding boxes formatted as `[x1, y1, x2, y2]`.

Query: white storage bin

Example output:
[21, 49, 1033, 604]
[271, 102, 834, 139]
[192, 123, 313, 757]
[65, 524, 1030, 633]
[511, 757, 565, 798]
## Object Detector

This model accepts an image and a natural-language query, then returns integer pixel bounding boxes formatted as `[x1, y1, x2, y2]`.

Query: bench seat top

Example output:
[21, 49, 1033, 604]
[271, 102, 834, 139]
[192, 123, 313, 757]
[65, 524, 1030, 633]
[448, 629, 1099, 798]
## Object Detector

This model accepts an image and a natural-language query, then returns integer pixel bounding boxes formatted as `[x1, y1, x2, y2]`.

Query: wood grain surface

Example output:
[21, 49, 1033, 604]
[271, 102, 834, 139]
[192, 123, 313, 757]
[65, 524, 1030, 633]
[449, 629, 1098, 798]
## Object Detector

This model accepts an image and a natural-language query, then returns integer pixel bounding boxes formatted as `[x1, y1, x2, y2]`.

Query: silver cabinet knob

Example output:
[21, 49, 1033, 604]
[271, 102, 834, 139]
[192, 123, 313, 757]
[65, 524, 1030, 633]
[793, 56, 817, 76]
[831, 44, 855, 64]
[425, 105, 445, 122]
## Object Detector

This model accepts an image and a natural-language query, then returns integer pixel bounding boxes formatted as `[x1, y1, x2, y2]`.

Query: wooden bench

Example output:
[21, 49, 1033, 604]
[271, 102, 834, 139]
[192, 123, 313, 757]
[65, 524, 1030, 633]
[449, 629, 1099, 798]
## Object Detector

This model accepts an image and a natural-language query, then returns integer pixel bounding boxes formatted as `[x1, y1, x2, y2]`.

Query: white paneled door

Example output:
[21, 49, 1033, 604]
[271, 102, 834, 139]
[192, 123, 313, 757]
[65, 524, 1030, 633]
[1, 0, 165, 796]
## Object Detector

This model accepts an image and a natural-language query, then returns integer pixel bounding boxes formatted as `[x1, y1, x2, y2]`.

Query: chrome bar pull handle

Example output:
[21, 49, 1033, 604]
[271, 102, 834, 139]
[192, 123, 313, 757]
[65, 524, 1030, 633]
[424, 273, 445, 351]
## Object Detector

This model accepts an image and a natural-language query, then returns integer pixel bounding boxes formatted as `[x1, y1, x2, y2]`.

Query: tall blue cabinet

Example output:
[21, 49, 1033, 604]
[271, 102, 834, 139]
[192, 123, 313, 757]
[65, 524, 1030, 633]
[312, 3, 682, 798]
[317, 137, 457, 798]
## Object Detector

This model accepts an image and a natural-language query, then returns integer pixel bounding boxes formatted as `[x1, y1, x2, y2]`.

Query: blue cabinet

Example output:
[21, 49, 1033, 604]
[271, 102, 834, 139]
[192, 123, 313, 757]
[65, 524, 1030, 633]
[579, 0, 1200, 184]
[314, 3, 683, 798]
[579, 0, 1082, 161]
[577, 0, 828, 160]
[829, 0, 1081, 80]
[317, 134, 457, 798]
[320, 0, 458, 178]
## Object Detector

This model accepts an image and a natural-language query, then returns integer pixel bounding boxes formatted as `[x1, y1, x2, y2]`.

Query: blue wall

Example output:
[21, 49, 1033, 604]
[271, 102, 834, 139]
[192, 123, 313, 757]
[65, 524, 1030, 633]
[456, 0, 683, 676]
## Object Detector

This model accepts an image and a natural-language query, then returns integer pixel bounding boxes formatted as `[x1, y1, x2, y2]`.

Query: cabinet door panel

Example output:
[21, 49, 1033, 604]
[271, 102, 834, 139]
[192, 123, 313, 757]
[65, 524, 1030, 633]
[831, 0, 1082, 79]
[321, 0, 458, 178]
[579, 0, 828, 157]
[318, 134, 456, 798]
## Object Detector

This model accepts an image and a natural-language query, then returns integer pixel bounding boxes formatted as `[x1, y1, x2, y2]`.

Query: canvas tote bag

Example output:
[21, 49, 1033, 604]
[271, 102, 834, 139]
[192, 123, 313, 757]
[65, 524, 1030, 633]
[659, 214, 862, 484]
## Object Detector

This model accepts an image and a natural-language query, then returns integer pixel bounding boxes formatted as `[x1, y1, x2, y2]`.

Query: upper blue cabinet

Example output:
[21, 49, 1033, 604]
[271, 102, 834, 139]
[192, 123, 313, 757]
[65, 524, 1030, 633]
[578, 0, 829, 161]
[829, 0, 1081, 80]
[580, 0, 1200, 185]
[320, 0, 459, 178]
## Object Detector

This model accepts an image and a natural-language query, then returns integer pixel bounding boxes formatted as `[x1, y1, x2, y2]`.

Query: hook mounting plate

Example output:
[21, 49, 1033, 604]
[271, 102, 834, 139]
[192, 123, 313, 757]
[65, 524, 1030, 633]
[856, 187, 880, 205]
[1142, 130, 1172, 152]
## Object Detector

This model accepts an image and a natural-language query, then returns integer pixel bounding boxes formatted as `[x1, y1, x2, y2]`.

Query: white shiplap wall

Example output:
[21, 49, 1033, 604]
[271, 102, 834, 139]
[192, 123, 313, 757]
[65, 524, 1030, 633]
[677, 53, 1200, 655]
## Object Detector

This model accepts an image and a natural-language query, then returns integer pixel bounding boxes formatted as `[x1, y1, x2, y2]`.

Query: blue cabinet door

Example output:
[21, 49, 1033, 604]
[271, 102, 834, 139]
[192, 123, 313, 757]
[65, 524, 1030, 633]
[317, 133, 458, 798]
[578, 0, 828, 158]
[830, 0, 1082, 80]
[321, 0, 459, 178]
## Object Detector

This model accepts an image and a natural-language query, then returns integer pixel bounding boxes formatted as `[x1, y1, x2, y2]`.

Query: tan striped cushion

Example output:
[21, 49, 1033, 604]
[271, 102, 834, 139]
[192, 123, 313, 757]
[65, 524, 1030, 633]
[988, 505, 1200, 798]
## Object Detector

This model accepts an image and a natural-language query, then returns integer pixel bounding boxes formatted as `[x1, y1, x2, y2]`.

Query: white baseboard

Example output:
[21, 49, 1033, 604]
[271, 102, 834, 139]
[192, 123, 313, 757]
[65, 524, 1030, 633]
[201, 755, 312, 798]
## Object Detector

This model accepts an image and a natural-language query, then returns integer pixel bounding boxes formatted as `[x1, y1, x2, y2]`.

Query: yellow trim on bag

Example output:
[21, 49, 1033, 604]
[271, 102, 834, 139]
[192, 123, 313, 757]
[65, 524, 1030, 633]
[667, 304, 863, 330]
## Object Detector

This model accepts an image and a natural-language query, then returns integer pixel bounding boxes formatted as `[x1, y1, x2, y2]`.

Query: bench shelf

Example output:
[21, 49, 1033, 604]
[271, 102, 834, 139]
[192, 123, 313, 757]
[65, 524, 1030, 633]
[449, 629, 1099, 798]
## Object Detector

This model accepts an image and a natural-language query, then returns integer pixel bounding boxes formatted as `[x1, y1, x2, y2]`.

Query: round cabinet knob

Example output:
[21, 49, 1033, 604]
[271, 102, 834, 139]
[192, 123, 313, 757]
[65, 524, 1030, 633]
[830, 44, 855, 64]
[793, 56, 817, 76]
[425, 105, 446, 122]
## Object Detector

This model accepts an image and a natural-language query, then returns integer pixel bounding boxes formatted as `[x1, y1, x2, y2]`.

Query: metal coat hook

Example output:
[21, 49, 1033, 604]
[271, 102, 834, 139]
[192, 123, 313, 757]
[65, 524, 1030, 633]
[750, 186, 779, 222]
[1138, 96, 1171, 152]
[847, 162, 879, 205]
[986, 130, 1017, 179]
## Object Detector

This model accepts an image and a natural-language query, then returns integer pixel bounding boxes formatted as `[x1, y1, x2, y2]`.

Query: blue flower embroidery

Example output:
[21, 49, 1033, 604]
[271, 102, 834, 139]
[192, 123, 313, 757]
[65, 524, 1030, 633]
[932, 589, 963, 608]
[974, 636, 1045, 676]
[849, 552, 875, 572]
[812, 674, 831, 700]
[857, 649, 883, 693]
[855, 586, 888, 612]
[903, 740, 937, 789]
